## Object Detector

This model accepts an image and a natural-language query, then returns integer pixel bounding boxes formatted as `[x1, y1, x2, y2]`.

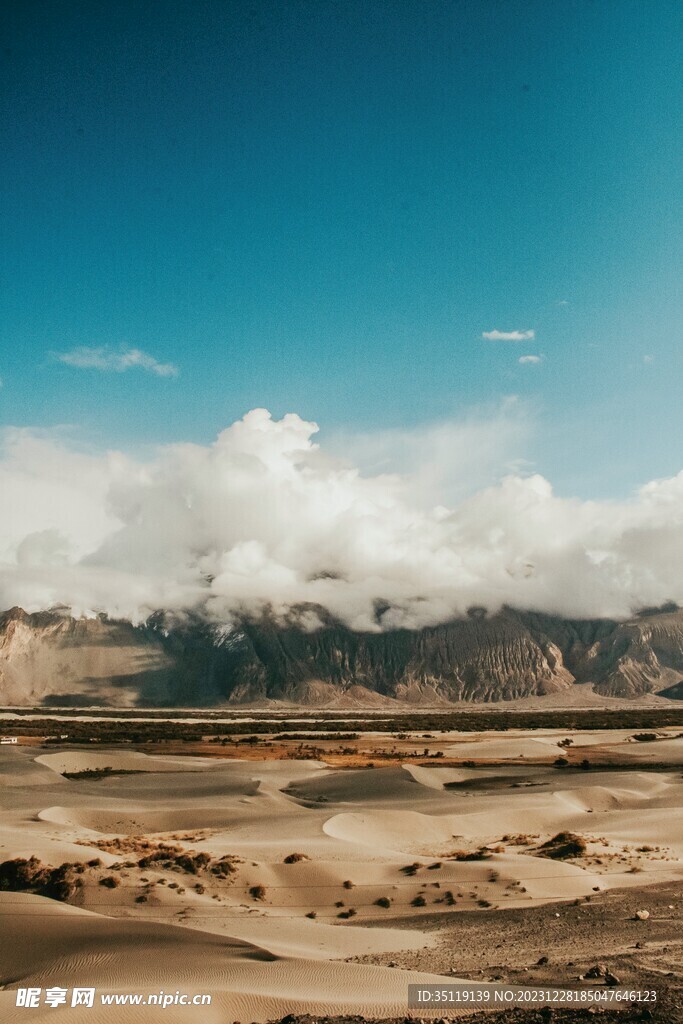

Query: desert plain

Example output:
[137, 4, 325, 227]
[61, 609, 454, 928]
[1, 714, 683, 1023]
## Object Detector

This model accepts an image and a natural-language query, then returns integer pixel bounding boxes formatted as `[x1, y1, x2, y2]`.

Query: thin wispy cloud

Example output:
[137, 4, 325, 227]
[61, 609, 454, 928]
[55, 345, 179, 378]
[482, 329, 535, 342]
[519, 355, 543, 365]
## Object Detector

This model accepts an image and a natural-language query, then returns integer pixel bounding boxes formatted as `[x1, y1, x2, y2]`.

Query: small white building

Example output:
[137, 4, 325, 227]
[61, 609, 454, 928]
[1, 736, 18, 744]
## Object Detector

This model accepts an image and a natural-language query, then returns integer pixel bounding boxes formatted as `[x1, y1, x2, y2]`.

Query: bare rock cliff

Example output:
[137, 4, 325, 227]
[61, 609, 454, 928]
[0, 604, 681, 706]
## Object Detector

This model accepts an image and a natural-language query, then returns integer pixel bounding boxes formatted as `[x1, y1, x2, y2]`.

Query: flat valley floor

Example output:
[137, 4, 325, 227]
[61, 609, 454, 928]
[1, 724, 682, 1022]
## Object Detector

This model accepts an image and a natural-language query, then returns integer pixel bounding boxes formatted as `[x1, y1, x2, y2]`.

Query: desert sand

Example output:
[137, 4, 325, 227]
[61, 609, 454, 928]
[1, 728, 682, 1022]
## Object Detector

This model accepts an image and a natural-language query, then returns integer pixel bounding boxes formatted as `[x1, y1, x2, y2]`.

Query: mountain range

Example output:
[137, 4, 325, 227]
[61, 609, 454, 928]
[1, 603, 683, 707]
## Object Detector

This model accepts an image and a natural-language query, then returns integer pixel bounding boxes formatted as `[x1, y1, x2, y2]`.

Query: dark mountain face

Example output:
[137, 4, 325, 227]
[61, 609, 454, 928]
[1, 604, 682, 707]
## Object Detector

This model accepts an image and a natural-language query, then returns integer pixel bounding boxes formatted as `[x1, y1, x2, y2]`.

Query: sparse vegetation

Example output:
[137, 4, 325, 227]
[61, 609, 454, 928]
[91, 838, 240, 880]
[174, 852, 212, 874]
[99, 875, 120, 888]
[450, 847, 492, 861]
[0, 857, 85, 902]
[500, 834, 537, 846]
[537, 832, 588, 859]
[63, 767, 145, 780]
[13, 707, 683, 745]
[211, 857, 239, 877]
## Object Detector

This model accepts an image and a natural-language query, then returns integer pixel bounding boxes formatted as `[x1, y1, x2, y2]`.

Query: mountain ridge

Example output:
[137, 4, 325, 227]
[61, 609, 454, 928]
[1, 604, 682, 707]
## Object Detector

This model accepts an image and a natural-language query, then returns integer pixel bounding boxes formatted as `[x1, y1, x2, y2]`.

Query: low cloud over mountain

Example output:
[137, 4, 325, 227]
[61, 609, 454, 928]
[1, 409, 682, 630]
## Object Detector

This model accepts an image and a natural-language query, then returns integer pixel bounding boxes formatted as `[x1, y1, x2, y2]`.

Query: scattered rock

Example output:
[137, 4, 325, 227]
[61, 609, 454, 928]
[584, 964, 607, 978]
[635, 909, 650, 920]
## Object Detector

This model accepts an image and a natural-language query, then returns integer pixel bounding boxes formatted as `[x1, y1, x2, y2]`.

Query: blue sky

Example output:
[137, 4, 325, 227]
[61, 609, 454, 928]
[1, 0, 681, 499]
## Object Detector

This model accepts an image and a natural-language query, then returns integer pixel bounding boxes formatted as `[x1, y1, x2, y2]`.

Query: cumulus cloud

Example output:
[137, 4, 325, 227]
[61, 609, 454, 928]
[0, 409, 682, 629]
[518, 355, 543, 365]
[482, 329, 535, 342]
[55, 345, 178, 378]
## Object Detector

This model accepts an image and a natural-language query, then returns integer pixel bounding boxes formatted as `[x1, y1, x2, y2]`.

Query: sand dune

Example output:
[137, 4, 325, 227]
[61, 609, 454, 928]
[36, 803, 265, 834]
[36, 750, 218, 775]
[323, 808, 456, 852]
[284, 765, 439, 805]
[439, 728, 683, 763]
[0, 893, 450, 1023]
[3, 733, 683, 1021]
[403, 764, 479, 788]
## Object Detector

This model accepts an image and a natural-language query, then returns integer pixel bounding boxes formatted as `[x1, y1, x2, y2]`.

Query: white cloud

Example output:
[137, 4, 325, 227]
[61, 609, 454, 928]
[55, 345, 178, 378]
[518, 355, 543, 365]
[327, 399, 531, 505]
[482, 329, 535, 342]
[643, 355, 654, 364]
[0, 409, 681, 628]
